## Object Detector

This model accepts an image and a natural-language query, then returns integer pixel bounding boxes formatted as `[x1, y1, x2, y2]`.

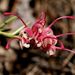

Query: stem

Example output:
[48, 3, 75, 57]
[0, 31, 22, 42]
[0, 16, 17, 28]
[0, 31, 21, 40]
[12, 21, 31, 35]
[12, 25, 24, 35]
[0, 25, 25, 40]
[0, 31, 15, 38]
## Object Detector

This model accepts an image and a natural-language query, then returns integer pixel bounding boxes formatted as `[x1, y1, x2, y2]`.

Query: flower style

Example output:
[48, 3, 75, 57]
[4, 12, 75, 56]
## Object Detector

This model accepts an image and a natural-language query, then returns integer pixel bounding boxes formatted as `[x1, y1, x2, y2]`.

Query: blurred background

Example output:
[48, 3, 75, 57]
[0, 0, 75, 75]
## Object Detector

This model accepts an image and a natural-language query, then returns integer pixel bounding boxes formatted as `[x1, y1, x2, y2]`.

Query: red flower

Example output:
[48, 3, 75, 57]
[4, 12, 75, 55]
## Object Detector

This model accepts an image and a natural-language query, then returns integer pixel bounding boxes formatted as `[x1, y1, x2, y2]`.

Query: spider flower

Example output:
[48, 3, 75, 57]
[4, 12, 75, 56]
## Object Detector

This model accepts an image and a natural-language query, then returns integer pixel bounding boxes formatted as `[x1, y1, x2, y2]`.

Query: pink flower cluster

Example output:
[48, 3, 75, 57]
[4, 12, 75, 56]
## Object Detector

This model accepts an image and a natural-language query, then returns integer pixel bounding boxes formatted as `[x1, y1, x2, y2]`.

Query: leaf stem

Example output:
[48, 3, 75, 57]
[0, 16, 17, 28]
[12, 25, 24, 35]
[0, 25, 24, 40]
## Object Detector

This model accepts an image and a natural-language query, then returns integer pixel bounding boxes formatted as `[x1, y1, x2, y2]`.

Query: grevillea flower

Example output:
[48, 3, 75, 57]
[4, 12, 75, 56]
